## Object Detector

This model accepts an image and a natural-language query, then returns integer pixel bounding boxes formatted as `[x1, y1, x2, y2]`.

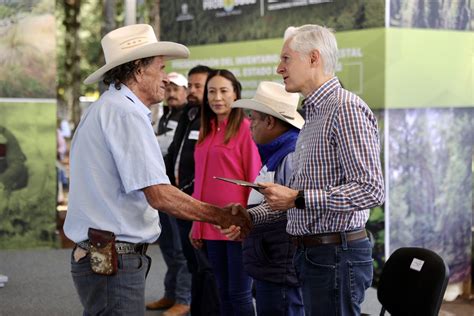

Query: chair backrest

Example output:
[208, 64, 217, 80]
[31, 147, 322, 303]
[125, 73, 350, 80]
[377, 247, 449, 316]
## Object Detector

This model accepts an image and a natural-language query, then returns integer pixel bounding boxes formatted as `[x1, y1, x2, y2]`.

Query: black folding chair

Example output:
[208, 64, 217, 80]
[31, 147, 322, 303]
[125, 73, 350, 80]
[376, 247, 450, 316]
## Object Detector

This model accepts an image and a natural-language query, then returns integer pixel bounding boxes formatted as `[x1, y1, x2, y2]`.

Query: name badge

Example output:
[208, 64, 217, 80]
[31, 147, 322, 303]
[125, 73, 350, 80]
[188, 130, 199, 140]
[166, 120, 178, 130]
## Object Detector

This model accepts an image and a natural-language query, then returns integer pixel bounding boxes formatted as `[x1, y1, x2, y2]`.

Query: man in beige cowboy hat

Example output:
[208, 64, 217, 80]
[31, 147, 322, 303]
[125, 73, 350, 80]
[218, 81, 305, 315]
[64, 24, 251, 315]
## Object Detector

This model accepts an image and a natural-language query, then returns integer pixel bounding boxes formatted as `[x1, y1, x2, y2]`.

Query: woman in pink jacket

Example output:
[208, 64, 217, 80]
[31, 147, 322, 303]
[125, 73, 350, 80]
[191, 69, 261, 316]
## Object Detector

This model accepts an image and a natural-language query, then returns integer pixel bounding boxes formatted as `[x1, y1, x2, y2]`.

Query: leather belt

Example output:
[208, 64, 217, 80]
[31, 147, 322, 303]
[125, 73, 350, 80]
[77, 241, 148, 255]
[291, 229, 367, 248]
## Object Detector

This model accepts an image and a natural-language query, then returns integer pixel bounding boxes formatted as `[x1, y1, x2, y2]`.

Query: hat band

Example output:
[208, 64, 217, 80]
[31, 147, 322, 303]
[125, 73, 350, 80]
[120, 36, 150, 49]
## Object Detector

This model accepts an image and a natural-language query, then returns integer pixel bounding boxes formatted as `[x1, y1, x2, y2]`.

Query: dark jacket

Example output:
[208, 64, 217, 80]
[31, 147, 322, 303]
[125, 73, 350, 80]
[164, 105, 200, 195]
[243, 219, 299, 287]
[243, 162, 299, 287]
[243, 132, 300, 287]
[156, 107, 184, 136]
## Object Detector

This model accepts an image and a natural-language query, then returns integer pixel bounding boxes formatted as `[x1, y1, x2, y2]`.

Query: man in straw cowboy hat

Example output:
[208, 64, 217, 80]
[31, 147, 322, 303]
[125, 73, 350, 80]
[253, 25, 384, 315]
[63, 24, 251, 315]
[218, 81, 305, 315]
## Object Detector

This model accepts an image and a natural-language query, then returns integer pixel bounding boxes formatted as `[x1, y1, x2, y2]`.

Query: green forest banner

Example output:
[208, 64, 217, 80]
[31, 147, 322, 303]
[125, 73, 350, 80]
[0, 0, 57, 250]
[160, 0, 385, 45]
[169, 28, 385, 107]
[0, 101, 57, 249]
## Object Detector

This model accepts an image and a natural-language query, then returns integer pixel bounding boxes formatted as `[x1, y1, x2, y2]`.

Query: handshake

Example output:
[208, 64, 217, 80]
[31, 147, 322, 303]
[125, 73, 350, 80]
[190, 203, 252, 249]
[218, 203, 252, 237]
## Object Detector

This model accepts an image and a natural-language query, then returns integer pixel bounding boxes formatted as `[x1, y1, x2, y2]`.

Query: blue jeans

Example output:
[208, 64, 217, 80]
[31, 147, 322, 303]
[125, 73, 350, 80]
[206, 240, 255, 316]
[159, 212, 192, 304]
[254, 279, 304, 316]
[71, 249, 151, 316]
[294, 236, 373, 316]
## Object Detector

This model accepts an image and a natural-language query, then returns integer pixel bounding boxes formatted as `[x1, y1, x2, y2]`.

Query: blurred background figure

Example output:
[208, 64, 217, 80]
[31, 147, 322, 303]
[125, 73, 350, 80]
[156, 72, 188, 156]
[147, 72, 192, 316]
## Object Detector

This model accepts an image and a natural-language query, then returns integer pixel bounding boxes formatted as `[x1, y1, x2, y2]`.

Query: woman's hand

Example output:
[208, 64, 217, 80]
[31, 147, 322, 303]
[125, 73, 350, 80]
[214, 224, 242, 241]
[188, 228, 203, 249]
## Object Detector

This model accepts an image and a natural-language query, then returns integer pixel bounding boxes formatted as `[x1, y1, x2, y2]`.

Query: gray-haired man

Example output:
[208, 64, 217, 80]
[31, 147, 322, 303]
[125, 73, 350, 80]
[256, 25, 385, 315]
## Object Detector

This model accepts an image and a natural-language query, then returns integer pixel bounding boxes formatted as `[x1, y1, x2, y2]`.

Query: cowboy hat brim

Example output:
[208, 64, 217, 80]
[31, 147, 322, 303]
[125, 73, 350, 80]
[83, 42, 190, 85]
[232, 99, 304, 129]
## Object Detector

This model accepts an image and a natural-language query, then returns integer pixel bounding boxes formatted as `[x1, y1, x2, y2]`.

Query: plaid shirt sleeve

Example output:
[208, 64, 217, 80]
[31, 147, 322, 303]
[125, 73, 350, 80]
[305, 100, 385, 214]
[248, 201, 287, 225]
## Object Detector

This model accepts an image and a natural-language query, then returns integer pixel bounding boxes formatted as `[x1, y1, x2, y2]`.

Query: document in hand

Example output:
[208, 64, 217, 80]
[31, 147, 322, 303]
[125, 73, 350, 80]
[213, 176, 264, 190]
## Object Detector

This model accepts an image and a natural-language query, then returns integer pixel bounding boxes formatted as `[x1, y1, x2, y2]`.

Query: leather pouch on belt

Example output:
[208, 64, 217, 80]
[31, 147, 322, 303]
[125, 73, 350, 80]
[88, 227, 118, 275]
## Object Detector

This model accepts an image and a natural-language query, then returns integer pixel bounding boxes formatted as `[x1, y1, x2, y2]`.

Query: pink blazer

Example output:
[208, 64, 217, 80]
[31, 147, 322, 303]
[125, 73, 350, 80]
[192, 118, 261, 240]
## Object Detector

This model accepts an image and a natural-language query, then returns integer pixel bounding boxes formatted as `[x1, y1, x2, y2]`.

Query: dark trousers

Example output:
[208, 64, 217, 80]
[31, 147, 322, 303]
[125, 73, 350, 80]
[206, 240, 255, 316]
[254, 279, 304, 316]
[158, 212, 191, 304]
[176, 219, 221, 316]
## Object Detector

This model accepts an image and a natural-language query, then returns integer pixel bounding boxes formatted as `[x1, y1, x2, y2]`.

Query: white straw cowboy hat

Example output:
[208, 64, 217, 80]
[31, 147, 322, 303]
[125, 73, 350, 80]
[232, 81, 304, 129]
[84, 24, 190, 84]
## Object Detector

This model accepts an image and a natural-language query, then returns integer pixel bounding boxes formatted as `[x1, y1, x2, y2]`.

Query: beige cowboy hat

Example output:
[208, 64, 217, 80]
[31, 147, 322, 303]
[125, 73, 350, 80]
[232, 81, 304, 129]
[84, 24, 190, 85]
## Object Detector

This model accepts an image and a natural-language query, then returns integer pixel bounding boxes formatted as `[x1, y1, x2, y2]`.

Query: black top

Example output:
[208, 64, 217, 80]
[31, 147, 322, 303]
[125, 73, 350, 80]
[164, 105, 201, 194]
[156, 106, 185, 136]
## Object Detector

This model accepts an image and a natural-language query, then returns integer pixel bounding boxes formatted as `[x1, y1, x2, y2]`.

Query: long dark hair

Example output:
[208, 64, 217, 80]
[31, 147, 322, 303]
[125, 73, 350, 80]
[198, 69, 244, 144]
[103, 57, 155, 89]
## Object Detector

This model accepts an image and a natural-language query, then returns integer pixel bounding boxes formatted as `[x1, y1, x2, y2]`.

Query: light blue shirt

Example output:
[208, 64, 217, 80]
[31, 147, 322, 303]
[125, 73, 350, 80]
[64, 84, 170, 243]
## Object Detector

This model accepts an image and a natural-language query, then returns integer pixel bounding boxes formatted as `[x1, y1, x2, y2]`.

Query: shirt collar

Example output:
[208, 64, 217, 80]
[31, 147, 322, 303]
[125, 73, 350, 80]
[303, 77, 341, 111]
[111, 84, 152, 121]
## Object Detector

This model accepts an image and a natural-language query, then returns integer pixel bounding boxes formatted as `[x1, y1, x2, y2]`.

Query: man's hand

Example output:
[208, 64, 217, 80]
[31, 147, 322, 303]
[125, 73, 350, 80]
[218, 203, 252, 238]
[258, 182, 298, 211]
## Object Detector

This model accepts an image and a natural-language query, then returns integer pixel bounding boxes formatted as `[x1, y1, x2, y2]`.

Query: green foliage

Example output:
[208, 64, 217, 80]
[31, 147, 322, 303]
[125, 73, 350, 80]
[160, 0, 385, 45]
[0, 5, 15, 18]
[32, 0, 54, 14]
[0, 102, 57, 250]
[0, 0, 56, 98]
[0, 58, 55, 98]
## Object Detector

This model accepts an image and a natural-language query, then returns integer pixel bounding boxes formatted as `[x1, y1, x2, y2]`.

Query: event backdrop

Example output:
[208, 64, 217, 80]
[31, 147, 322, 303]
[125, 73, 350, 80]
[163, 0, 389, 282]
[385, 1, 473, 286]
[163, 0, 473, 287]
[0, 0, 57, 249]
[0, 101, 57, 249]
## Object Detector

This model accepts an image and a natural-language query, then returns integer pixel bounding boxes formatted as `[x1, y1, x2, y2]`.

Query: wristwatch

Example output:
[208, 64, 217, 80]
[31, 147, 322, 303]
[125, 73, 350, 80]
[294, 190, 305, 209]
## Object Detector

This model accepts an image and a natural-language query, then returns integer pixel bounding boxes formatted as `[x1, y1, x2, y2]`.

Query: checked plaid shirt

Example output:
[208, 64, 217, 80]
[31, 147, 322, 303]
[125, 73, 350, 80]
[249, 77, 384, 235]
